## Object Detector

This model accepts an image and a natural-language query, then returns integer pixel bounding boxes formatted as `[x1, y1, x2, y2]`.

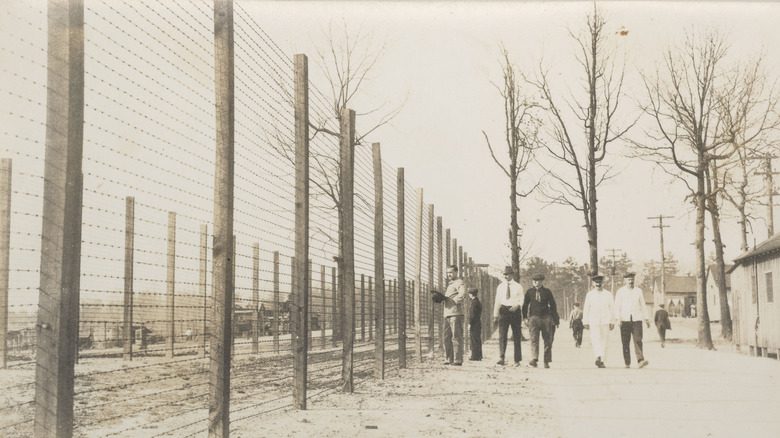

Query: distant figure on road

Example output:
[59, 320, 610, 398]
[467, 288, 483, 361]
[614, 272, 650, 368]
[654, 304, 672, 348]
[493, 265, 524, 366]
[568, 302, 584, 348]
[522, 274, 560, 368]
[443, 264, 466, 366]
[583, 274, 614, 368]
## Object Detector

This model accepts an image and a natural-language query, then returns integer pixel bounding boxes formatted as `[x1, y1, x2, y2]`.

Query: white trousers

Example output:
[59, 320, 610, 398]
[589, 324, 610, 360]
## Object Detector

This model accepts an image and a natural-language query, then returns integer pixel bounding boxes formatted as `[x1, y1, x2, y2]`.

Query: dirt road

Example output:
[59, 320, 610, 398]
[242, 319, 780, 438]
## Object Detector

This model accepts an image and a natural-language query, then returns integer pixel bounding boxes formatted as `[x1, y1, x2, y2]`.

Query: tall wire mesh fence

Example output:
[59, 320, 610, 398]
[0, 1, 496, 436]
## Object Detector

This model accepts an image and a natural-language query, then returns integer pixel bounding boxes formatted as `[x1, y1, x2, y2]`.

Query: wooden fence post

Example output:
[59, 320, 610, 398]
[167, 212, 176, 358]
[413, 188, 423, 362]
[291, 50, 311, 409]
[273, 251, 280, 354]
[436, 217, 443, 352]
[320, 265, 326, 349]
[34, 1, 84, 435]
[208, 0, 235, 434]
[360, 274, 366, 342]
[331, 266, 337, 347]
[252, 243, 259, 354]
[0, 159, 9, 369]
[201, 225, 208, 357]
[340, 108, 356, 392]
[427, 205, 435, 354]
[123, 197, 134, 361]
[368, 277, 374, 342]
[397, 168, 406, 368]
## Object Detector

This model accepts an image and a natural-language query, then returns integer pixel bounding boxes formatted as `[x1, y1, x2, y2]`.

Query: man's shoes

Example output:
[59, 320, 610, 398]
[443, 361, 452, 365]
[543, 362, 550, 369]
[625, 364, 630, 368]
[595, 357, 605, 368]
[661, 343, 665, 348]
[514, 362, 521, 367]
[528, 359, 538, 368]
[638, 360, 649, 368]
[496, 359, 505, 366]
[452, 362, 462, 366]
[468, 357, 482, 361]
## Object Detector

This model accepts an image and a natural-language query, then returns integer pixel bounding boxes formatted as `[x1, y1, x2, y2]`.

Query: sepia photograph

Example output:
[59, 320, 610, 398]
[1, 0, 779, 436]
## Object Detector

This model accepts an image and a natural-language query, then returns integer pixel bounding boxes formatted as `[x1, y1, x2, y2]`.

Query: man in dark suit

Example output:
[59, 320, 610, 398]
[654, 304, 672, 347]
[522, 274, 560, 368]
[467, 288, 483, 361]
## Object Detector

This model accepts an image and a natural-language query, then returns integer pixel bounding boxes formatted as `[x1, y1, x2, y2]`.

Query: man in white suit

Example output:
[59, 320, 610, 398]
[583, 274, 614, 368]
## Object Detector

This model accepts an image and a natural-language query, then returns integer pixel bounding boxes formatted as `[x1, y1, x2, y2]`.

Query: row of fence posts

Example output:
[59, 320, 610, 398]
[1, 1, 499, 437]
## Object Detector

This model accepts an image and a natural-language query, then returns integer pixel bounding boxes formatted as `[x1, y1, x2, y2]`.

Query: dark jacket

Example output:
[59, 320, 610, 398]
[469, 297, 482, 326]
[654, 309, 671, 330]
[522, 286, 560, 326]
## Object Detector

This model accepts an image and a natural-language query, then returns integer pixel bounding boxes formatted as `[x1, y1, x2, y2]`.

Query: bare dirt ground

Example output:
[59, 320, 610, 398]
[239, 319, 780, 438]
[3, 320, 779, 437]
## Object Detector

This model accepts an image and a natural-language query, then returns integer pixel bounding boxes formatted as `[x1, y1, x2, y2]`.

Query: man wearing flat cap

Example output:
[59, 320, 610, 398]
[522, 274, 559, 368]
[614, 272, 650, 368]
[492, 265, 524, 366]
[583, 274, 614, 368]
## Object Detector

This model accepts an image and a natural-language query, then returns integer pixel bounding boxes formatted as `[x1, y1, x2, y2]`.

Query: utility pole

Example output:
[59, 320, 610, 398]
[755, 155, 779, 238]
[648, 215, 672, 308]
[605, 248, 620, 293]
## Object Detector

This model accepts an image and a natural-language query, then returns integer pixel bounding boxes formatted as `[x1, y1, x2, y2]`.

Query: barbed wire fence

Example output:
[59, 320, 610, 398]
[0, 1, 499, 437]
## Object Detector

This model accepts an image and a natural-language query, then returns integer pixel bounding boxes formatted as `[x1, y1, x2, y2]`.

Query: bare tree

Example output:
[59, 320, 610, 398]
[269, 24, 402, 341]
[482, 48, 543, 279]
[637, 30, 751, 349]
[528, 5, 634, 274]
[706, 56, 778, 341]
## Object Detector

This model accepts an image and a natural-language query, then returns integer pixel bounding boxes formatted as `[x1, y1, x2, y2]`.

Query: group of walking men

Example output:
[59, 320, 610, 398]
[439, 264, 664, 369]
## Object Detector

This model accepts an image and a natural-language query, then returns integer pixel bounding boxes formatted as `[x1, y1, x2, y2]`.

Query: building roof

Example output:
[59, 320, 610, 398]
[654, 275, 696, 294]
[707, 264, 732, 288]
[733, 233, 780, 265]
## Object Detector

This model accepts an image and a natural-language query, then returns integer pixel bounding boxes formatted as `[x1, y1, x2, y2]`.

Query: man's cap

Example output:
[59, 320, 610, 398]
[468, 288, 478, 295]
[503, 265, 513, 275]
[623, 272, 636, 279]
[532, 274, 545, 281]
[592, 274, 605, 281]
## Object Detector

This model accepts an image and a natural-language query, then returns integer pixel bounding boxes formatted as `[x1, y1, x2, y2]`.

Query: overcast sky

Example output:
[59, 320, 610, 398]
[248, 0, 780, 273]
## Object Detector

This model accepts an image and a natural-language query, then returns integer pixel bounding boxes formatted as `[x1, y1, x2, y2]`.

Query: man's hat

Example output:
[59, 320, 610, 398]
[503, 265, 514, 275]
[468, 288, 478, 295]
[592, 274, 604, 282]
[623, 272, 636, 279]
[532, 273, 545, 281]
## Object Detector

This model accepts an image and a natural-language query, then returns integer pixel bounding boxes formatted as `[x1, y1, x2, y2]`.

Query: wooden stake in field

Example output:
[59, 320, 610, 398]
[34, 1, 84, 435]
[340, 108, 356, 393]
[274, 251, 280, 354]
[292, 53, 310, 408]
[397, 168, 407, 368]
[209, 0, 235, 435]
[252, 243, 259, 355]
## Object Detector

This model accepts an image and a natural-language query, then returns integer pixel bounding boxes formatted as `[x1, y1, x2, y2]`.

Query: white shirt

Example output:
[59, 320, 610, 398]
[493, 280, 524, 318]
[614, 285, 648, 322]
[582, 288, 614, 326]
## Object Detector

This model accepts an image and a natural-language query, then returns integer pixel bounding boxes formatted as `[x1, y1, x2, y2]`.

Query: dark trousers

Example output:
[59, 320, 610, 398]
[572, 320, 583, 347]
[443, 315, 464, 364]
[498, 309, 522, 363]
[529, 315, 554, 364]
[620, 321, 645, 365]
[657, 327, 667, 343]
[469, 322, 482, 359]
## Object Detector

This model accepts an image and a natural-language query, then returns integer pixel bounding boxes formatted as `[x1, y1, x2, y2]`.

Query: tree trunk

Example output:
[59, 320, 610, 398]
[695, 169, 714, 349]
[510, 168, 520, 281]
[707, 165, 733, 340]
